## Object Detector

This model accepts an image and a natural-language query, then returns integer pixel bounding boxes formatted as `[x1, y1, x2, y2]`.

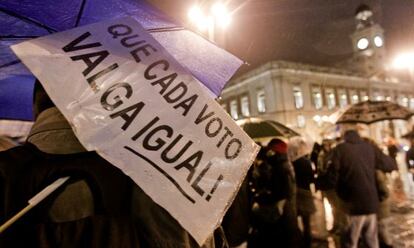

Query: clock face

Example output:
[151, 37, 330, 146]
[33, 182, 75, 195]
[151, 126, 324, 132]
[374, 35, 383, 47]
[357, 37, 369, 50]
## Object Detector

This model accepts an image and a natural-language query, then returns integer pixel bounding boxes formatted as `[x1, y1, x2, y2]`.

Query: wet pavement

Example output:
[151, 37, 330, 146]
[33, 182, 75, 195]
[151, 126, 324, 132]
[312, 174, 414, 248]
[389, 203, 414, 247]
[235, 171, 414, 248]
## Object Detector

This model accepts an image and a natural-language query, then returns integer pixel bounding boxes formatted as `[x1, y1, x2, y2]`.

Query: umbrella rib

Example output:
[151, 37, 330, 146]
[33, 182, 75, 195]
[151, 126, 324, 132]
[147, 27, 185, 33]
[75, 0, 87, 27]
[0, 35, 39, 39]
[0, 7, 57, 33]
[0, 60, 20, 69]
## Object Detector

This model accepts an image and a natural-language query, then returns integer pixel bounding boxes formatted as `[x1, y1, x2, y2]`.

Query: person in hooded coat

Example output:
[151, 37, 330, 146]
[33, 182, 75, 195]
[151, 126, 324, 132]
[288, 137, 316, 248]
[324, 129, 395, 248]
[0, 80, 227, 248]
[248, 138, 299, 248]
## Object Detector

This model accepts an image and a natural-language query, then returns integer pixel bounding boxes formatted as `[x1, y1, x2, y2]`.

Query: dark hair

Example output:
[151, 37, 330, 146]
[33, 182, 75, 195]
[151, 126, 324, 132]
[33, 79, 55, 118]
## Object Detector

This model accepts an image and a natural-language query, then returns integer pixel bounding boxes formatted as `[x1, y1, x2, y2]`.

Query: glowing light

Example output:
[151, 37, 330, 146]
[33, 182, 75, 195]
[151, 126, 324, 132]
[196, 16, 213, 32]
[324, 197, 334, 231]
[374, 36, 383, 47]
[211, 2, 231, 28]
[216, 14, 231, 28]
[403, 145, 410, 152]
[357, 37, 369, 50]
[211, 2, 227, 16]
[313, 115, 321, 122]
[393, 52, 414, 69]
[188, 5, 202, 23]
[188, 2, 231, 34]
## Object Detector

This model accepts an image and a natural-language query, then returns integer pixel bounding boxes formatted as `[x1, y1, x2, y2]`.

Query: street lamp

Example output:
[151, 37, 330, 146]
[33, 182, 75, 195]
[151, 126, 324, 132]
[393, 52, 414, 81]
[187, 2, 232, 43]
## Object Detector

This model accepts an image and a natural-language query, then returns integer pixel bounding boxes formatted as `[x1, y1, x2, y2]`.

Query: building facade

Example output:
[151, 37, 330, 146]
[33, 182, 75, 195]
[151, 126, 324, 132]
[218, 5, 414, 143]
[219, 61, 414, 142]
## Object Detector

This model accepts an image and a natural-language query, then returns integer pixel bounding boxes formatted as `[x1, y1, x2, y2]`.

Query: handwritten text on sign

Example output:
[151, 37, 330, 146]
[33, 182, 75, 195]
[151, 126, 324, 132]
[12, 17, 259, 245]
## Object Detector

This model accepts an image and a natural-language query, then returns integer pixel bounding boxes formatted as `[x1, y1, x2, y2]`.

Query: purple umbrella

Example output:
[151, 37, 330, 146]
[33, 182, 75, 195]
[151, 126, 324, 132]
[0, 0, 243, 120]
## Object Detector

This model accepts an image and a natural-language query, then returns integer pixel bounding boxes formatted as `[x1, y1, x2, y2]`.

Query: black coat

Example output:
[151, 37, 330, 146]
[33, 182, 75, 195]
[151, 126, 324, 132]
[0, 143, 224, 248]
[292, 157, 314, 191]
[330, 131, 382, 215]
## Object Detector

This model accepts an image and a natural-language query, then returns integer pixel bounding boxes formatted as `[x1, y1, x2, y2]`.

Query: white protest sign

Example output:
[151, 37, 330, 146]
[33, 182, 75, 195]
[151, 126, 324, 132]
[12, 17, 259, 245]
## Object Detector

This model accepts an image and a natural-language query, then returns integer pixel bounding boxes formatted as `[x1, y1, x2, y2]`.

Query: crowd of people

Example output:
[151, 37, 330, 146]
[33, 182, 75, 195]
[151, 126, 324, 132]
[223, 130, 400, 248]
[0, 79, 411, 248]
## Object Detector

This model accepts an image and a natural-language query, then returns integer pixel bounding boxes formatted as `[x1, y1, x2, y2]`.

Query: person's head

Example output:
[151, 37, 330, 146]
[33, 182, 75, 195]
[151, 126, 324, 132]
[340, 124, 359, 137]
[33, 79, 54, 119]
[343, 129, 361, 143]
[267, 138, 288, 155]
[321, 139, 333, 152]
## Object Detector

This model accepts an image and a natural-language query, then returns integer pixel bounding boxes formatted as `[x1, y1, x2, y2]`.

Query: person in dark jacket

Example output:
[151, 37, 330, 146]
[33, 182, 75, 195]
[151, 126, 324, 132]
[0, 80, 226, 248]
[288, 137, 316, 248]
[292, 156, 315, 248]
[248, 138, 299, 248]
[327, 129, 390, 248]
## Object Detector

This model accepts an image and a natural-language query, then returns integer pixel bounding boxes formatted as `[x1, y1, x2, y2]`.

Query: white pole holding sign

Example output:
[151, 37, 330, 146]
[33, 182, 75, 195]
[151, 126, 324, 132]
[0, 177, 70, 234]
[12, 17, 259, 245]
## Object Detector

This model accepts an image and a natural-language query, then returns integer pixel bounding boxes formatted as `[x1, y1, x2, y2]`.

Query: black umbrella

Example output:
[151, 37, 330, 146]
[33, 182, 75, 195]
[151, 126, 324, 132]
[237, 118, 300, 139]
[336, 100, 414, 125]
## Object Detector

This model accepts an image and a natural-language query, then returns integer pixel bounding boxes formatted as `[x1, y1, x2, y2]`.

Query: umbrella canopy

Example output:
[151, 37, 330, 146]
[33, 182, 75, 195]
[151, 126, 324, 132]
[327, 105, 352, 124]
[287, 136, 313, 162]
[336, 100, 414, 125]
[0, 0, 242, 121]
[236, 118, 300, 140]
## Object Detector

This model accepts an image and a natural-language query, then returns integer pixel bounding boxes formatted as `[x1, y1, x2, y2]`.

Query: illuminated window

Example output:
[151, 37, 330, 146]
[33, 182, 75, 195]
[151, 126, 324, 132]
[297, 115, 306, 128]
[410, 97, 414, 109]
[373, 91, 384, 101]
[312, 87, 323, 110]
[241, 96, 250, 117]
[257, 89, 266, 113]
[293, 86, 304, 109]
[349, 90, 359, 104]
[325, 88, 336, 110]
[338, 89, 348, 108]
[360, 91, 369, 101]
[230, 100, 238, 119]
[399, 96, 409, 107]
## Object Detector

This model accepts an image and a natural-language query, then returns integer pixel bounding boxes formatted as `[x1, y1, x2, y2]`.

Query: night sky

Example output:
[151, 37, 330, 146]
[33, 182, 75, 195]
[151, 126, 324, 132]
[149, 0, 414, 74]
